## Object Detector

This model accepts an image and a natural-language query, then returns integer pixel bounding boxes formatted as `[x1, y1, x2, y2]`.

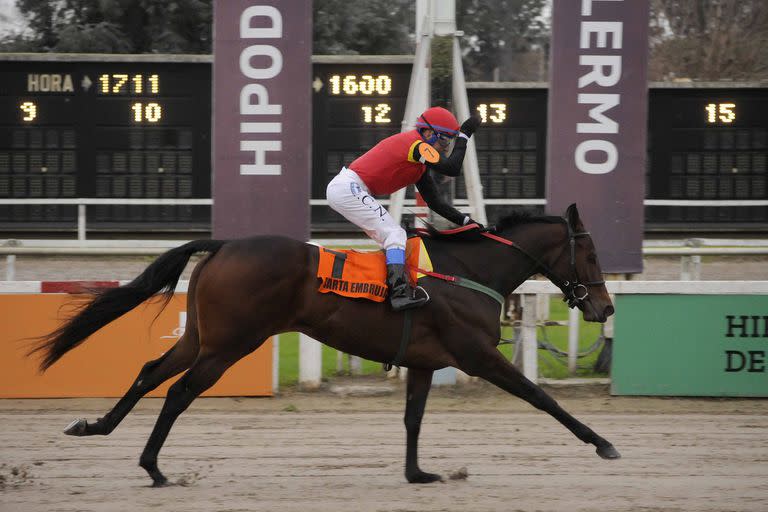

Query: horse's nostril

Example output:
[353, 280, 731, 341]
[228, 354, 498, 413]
[605, 305, 615, 317]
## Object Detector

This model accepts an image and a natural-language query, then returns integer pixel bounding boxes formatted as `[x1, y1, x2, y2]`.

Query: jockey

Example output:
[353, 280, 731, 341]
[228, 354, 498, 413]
[326, 106, 482, 311]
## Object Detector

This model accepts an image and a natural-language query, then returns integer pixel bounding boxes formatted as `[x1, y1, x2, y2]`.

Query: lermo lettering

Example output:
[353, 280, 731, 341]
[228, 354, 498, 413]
[575, 0, 623, 175]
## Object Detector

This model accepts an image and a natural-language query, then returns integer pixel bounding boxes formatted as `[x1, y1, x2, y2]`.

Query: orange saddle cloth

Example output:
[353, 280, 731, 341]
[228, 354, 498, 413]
[316, 238, 433, 302]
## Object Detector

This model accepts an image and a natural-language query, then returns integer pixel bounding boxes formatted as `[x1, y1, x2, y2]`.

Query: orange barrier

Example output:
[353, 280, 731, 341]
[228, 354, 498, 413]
[0, 294, 272, 398]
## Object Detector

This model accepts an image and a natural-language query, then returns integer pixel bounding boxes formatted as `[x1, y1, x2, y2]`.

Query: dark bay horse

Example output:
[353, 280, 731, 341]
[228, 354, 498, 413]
[31, 203, 619, 487]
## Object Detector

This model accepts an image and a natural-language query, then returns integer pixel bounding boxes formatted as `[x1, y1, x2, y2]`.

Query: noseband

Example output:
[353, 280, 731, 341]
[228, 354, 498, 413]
[546, 221, 606, 308]
[481, 219, 605, 309]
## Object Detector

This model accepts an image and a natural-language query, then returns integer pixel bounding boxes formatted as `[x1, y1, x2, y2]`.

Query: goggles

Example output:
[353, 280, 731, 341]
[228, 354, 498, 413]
[418, 115, 456, 144]
[433, 131, 456, 142]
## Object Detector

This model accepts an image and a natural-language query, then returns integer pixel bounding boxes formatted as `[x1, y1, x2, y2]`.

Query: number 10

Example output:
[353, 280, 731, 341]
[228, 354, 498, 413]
[131, 102, 162, 122]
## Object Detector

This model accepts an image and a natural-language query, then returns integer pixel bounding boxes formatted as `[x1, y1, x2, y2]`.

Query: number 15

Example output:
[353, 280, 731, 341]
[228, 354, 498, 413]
[705, 103, 735, 124]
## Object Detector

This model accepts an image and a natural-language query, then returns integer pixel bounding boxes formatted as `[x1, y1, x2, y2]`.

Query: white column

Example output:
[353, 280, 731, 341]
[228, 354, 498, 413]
[431, 367, 456, 385]
[536, 293, 550, 322]
[568, 307, 580, 375]
[452, 38, 488, 225]
[5, 255, 15, 281]
[691, 255, 702, 280]
[272, 335, 280, 394]
[298, 334, 322, 389]
[77, 204, 87, 240]
[521, 294, 538, 383]
[349, 355, 362, 375]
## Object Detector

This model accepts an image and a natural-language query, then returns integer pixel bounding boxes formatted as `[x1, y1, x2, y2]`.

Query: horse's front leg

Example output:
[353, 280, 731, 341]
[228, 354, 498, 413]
[462, 349, 620, 459]
[403, 367, 442, 483]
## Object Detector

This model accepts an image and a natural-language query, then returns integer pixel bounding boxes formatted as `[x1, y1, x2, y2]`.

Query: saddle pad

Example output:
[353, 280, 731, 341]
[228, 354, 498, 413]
[317, 238, 433, 302]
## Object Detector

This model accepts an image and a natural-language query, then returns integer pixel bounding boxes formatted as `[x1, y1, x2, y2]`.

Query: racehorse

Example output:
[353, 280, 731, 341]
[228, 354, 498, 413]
[30, 203, 619, 487]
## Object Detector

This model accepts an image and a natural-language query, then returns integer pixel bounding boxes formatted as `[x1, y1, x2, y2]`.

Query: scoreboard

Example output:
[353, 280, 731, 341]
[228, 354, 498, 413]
[463, 84, 547, 220]
[647, 85, 768, 227]
[310, 56, 411, 226]
[0, 54, 211, 230]
[1, 53, 766, 233]
[465, 82, 768, 228]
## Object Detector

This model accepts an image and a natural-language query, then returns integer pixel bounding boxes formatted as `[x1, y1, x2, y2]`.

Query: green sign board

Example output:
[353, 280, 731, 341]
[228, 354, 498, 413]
[612, 295, 768, 396]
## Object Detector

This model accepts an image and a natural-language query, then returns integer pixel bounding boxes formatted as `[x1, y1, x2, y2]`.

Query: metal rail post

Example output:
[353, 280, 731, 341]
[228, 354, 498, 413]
[521, 294, 538, 383]
[299, 333, 322, 389]
[567, 307, 580, 375]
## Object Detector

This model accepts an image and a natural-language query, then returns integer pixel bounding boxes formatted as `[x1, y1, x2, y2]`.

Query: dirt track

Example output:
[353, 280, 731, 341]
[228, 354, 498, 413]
[1, 382, 767, 512]
[1, 255, 767, 511]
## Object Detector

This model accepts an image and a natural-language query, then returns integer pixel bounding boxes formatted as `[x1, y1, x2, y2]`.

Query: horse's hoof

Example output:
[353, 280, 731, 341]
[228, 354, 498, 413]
[63, 418, 88, 436]
[596, 443, 621, 459]
[406, 470, 443, 484]
[151, 475, 170, 488]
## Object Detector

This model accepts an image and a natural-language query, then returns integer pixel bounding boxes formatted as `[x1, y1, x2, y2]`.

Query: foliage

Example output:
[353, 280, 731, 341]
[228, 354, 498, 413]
[457, 0, 549, 81]
[649, 0, 768, 80]
[313, 0, 414, 55]
[1, 0, 212, 53]
[6, 0, 765, 82]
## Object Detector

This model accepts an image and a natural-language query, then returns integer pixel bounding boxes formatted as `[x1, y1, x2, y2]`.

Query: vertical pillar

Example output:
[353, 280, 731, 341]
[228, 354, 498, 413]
[272, 335, 279, 394]
[299, 333, 322, 389]
[568, 306, 580, 375]
[521, 294, 538, 383]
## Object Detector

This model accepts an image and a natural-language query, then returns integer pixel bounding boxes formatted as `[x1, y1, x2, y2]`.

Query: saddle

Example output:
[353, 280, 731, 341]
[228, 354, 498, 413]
[316, 237, 433, 302]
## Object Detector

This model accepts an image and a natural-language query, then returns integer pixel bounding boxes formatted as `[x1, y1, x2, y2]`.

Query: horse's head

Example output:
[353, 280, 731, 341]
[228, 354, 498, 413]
[544, 204, 614, 323]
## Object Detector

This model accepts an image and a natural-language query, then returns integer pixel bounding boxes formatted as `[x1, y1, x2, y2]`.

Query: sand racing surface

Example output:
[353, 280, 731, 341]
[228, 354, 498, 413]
[1, 381, 766, 512]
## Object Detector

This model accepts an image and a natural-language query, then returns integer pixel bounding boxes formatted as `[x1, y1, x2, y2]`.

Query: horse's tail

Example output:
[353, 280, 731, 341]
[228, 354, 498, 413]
[30, 239, 227, 372]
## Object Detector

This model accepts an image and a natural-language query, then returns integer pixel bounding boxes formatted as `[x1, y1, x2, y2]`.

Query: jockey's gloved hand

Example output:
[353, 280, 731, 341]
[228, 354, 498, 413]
[462, 216, 484, 230]
[459, 116, 481, 138]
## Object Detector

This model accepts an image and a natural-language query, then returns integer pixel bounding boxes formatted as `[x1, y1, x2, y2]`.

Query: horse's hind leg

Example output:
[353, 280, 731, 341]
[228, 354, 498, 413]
[138, 340, 263, 487]
[64, 334, 199, 437]
[403, 368, 442, 483]
[463, 349, 620, 459]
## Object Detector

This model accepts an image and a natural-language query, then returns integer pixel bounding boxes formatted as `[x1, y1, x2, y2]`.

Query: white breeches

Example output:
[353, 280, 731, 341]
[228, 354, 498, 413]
[326, 167, 407, 250]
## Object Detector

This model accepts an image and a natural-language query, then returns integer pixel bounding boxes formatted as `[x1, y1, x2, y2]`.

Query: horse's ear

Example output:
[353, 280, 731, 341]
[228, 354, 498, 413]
[565, 203, 581, 227]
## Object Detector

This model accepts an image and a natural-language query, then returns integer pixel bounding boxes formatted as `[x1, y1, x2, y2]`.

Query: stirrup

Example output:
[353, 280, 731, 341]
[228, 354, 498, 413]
[414, 285, 430, 302]
[390, 286, 430, 312]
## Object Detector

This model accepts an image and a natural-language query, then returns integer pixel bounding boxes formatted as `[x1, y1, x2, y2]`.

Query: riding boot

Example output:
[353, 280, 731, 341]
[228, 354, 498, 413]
[386, 263, 428, 311]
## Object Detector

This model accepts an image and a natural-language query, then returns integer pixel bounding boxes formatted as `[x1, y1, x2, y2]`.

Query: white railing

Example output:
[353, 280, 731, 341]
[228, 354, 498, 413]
[0, 198, 212, 241]
[3, 238, 767, 282]
[4, 197, 765, 241]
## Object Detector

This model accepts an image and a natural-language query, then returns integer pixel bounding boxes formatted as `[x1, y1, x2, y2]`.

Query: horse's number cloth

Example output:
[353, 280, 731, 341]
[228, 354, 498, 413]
[317, 238, 433, 302]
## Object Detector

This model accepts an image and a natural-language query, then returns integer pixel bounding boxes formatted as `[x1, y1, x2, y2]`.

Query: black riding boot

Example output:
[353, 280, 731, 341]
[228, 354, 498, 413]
[386, 263, 428, 311]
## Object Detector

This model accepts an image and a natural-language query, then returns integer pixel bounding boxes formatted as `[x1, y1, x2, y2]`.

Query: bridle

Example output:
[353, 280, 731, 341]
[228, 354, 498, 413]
[481, 219, 605, 309]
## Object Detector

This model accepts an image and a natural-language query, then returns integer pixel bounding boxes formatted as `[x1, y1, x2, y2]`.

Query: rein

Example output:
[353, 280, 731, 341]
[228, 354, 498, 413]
[413, 220, 604, 310]
[412, 267, 505, 307]
[480, 221, 605, 308]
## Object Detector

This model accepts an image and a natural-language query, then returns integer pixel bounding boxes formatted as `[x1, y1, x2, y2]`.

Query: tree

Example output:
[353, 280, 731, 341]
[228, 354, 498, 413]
[649, 0, 768, 80]
[1, 0, 212, 53]
[457, 0, 549, 81]
[313, 0, 414, 55]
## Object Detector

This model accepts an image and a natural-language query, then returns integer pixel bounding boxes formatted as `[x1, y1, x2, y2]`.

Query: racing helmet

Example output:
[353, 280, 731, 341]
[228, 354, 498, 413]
[415, 107, 459, 144]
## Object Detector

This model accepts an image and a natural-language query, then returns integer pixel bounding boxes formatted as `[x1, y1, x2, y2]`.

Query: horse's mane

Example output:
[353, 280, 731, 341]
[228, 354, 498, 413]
[409, 210, 564, 243]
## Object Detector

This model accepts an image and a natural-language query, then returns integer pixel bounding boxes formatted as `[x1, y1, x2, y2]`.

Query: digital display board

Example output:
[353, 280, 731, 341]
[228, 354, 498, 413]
[465, 85, 548, 219]
[648, 87, 768, 226]
[466, 84, 767, 228]
[0, 55, 211, 229]
[311, 57, 411, 227]
[1, 54, 765, 233]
